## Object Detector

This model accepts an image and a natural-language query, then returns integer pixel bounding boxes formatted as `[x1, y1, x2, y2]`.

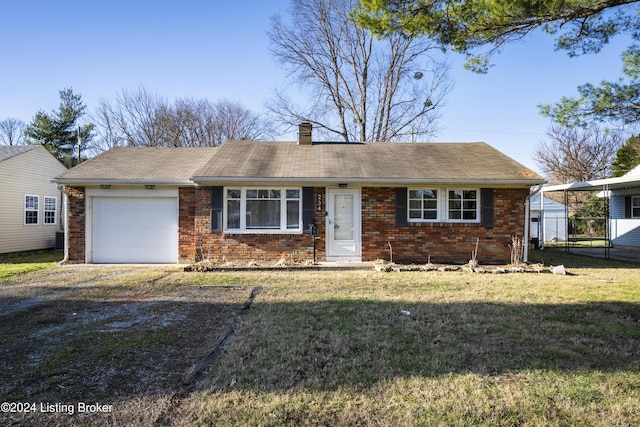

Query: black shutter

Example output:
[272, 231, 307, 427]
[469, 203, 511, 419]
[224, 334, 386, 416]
[211, 186, 223, 232]
[625, 196, 632, 218]
[481, 188, 494, 228]
[302, 187, 315, 232]
[395, 187, 408, 226]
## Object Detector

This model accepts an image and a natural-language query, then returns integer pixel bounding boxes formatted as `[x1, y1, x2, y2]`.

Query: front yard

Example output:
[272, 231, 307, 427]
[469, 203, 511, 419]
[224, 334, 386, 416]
[1, 250, 639, 426]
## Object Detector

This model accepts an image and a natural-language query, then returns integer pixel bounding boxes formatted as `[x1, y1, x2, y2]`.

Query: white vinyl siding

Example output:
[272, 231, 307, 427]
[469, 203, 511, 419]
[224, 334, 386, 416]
[610, 193, 640, 247]
[0, 146, 67, 253]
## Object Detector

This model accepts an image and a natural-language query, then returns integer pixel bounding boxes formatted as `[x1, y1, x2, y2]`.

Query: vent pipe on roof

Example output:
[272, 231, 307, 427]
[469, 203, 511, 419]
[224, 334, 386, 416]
[298, 122, 312, 146]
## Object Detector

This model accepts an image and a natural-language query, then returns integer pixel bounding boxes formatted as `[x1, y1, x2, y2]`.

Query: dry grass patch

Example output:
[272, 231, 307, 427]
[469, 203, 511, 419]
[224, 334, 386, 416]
[178, 263, 640, 426]
[1, 250, 639, 426]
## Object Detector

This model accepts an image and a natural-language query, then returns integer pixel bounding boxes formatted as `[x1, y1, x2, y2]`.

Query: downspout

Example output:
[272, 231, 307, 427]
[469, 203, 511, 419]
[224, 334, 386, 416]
[58, 186, 69, 265]
[524, 184, 544, 263]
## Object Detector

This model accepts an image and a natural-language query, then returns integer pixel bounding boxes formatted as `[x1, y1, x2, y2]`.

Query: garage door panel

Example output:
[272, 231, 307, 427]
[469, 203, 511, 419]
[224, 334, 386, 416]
[92, 197, 178, 263]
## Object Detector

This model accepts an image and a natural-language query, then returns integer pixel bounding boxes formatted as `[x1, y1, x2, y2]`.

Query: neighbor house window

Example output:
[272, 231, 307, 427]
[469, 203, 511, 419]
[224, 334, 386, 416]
[633, 196, 640, 218]
[25, 195, 39, 225]
[448, 189, 479, 221]
[409, 189, 438, 221]
[44, 196, 57, 225]
[225, 188, 302, 232]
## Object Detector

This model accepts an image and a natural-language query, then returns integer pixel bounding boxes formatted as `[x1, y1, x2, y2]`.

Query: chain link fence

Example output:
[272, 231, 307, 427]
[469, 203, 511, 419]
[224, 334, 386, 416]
[543, 216, 608, 247]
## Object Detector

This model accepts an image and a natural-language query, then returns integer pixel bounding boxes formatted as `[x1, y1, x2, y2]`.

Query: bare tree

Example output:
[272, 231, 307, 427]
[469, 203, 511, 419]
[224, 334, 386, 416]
[164, 98, 271, 147]
[90, 100, 126, 154]
[95, 87, 172, 148]
[210, 99, 273, 143]
[167, 98, 215, 147]
[0, 117, 25, 145]
[534, 124, 623, 184]
[92, 88, 271, 151]
[267, 0, 452, 142]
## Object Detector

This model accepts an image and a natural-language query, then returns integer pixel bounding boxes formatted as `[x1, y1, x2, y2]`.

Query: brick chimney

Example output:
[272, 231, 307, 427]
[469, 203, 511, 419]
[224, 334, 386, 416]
[298, 122, 312, 146]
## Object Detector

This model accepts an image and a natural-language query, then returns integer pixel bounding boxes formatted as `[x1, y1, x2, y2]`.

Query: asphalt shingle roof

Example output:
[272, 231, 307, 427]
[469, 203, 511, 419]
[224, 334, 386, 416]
[54, 141, 544, 185]
[0, 145, 38, 163]
[193, 141, 543, 183]
[55, 147, 217, 183]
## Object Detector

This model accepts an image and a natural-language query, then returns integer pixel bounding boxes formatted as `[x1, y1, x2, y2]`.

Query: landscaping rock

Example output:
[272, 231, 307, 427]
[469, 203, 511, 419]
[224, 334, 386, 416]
[553, 264, 567, 275]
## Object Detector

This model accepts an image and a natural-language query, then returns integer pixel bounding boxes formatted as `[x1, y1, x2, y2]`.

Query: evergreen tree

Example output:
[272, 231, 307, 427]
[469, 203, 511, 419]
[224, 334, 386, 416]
[24, 88, 94, 167]
[358, 1, 640, 126]
[611, 135, 640, 177]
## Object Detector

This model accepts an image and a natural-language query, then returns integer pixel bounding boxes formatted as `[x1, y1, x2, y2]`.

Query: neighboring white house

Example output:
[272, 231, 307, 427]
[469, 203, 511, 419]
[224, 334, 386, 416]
[0, 145, 67, 253]
[529, 193, 567, 244]
[541, 164, 640, 248]
[609, 165, 640, 247]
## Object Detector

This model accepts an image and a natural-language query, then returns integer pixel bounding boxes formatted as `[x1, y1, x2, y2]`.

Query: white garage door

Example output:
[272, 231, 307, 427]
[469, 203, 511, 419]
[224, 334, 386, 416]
[92, 197, 178, 263]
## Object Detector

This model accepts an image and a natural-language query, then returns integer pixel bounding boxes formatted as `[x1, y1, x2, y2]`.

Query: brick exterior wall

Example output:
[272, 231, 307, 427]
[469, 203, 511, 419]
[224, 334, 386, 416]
[361, 187, 529, 264]
[184, 187, 322, 263]
[183, 186, 527, 265]
[178, 187, 196, 263]
[66, 185, 527, 265]
[64, 186, 86, 262]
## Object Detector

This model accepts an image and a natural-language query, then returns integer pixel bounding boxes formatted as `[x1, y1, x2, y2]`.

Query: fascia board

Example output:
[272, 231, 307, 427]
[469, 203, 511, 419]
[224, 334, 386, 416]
[191, 176, 545, 187]
[52, 179, 195, 186]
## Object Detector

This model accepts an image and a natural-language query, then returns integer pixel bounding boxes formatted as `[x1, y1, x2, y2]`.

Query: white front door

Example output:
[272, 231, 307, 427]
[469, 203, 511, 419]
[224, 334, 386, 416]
[326, 188, 361, 261]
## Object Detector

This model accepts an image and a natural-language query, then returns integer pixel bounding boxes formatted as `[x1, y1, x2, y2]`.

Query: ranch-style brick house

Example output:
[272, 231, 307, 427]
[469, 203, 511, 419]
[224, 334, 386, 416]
[54, 123, 545, 264]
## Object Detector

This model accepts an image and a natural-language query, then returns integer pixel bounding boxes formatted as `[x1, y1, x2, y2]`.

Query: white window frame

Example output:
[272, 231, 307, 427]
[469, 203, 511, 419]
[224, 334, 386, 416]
[224, 187, 303, 233]
[44, 196, 57, 225]
[24, 194, 39, 225]
[632, 195, 640, 218]
[408, 188, 440, 222]
[446, 188, 480, 223]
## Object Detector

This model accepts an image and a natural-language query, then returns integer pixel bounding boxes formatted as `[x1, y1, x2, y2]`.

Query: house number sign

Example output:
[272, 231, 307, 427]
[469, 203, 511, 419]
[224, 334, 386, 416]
[316, 193, 323, 212]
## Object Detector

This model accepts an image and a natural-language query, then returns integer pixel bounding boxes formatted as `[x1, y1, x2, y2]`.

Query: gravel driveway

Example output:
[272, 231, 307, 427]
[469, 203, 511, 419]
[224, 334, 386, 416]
[0, 264, 253, 426]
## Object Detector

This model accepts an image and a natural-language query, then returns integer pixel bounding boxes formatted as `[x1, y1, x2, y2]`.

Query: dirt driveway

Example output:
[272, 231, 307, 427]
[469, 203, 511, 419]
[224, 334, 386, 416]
[0, 264, 255, 426]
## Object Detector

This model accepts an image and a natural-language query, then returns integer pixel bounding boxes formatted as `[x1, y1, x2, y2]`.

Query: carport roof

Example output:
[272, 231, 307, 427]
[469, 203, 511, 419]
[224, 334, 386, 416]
[541, 166, 640, 193]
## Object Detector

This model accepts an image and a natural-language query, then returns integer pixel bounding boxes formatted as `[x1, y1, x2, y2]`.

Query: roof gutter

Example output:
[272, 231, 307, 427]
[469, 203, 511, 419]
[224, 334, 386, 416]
[52, 179, 196, 186]
[54, 177, 547, 187]
[191, 176, 546, 186]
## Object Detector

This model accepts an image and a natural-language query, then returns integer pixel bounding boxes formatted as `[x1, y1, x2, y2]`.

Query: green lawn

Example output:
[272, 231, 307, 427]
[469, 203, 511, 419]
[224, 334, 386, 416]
[0, 250, 63, 283]
[174, 251, 640, 426]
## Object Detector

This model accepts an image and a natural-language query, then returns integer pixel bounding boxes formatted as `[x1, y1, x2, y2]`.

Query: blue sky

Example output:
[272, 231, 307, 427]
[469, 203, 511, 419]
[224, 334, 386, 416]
[0, 0, 631, 173]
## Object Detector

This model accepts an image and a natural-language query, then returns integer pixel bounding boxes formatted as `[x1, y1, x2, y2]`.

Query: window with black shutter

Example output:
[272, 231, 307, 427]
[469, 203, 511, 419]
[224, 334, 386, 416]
[302, 187, 315, 233]
[481, 188, 494, 228]
[395, 187, 408, 226]
[211, 186, 223, 232]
